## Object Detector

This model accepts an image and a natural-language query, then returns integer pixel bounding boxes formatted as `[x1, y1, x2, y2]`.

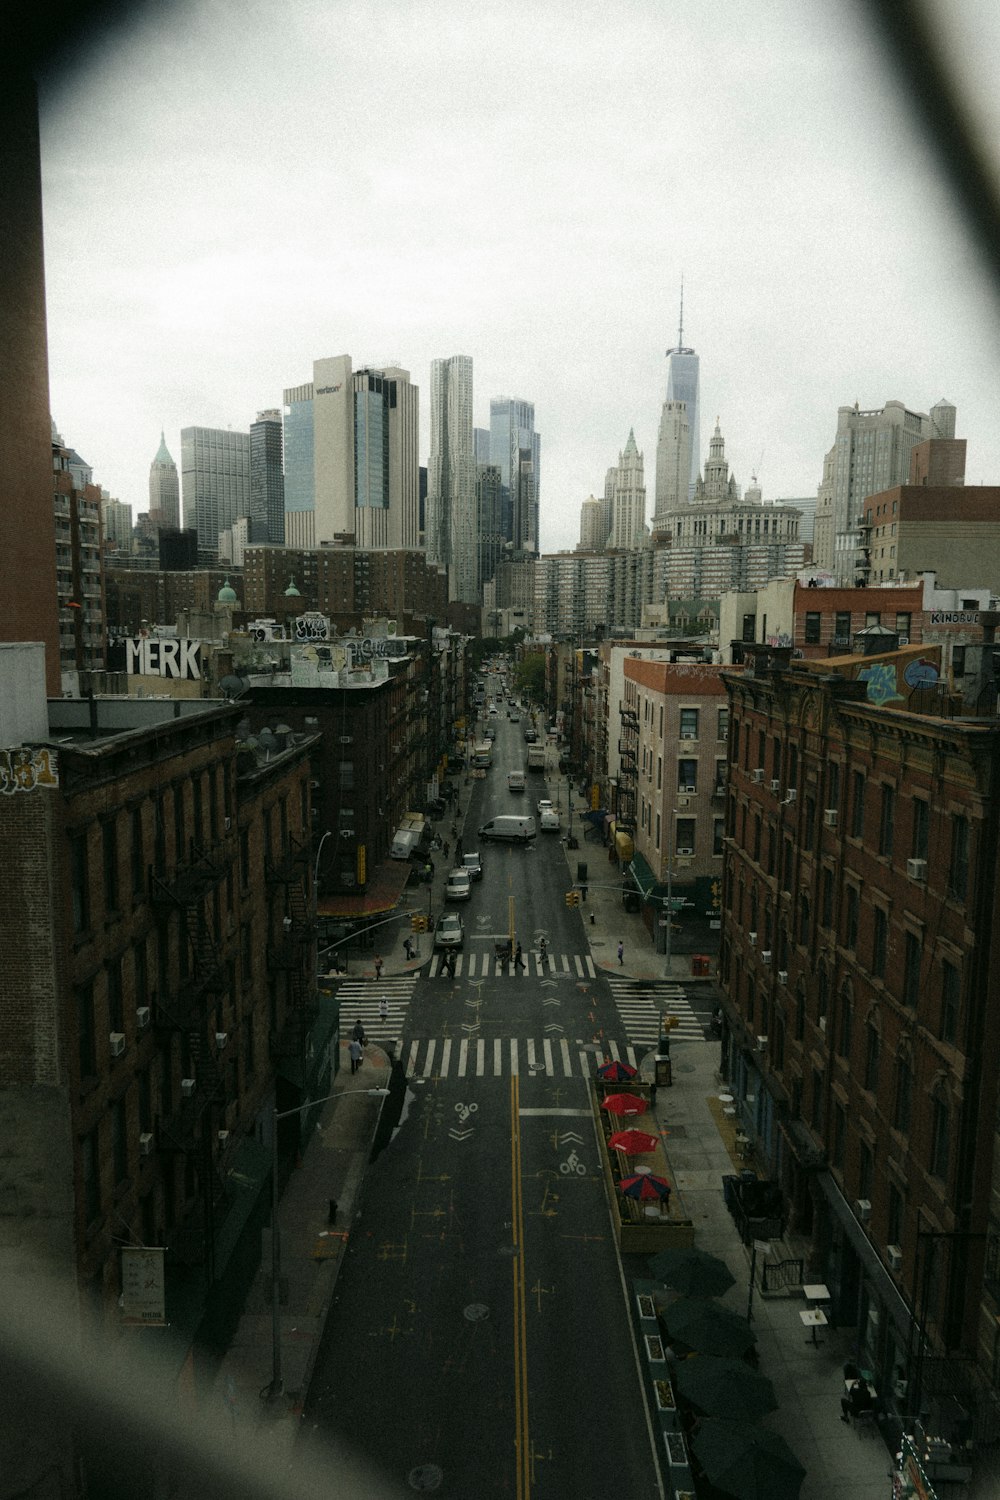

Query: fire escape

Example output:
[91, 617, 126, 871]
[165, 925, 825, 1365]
[266, 834, 316, 1067]
[150, 845, 229, 1275]
[617, 699, 638, 835]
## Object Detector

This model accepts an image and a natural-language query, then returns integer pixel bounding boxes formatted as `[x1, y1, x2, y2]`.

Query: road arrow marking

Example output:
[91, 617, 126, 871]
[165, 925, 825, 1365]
[558, 1131, 584, 1145]
[544, 1023, 565, 1033]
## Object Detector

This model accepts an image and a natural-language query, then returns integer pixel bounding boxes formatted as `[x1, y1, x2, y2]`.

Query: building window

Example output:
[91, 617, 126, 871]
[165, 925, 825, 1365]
[240, 828, 250, 889]
[864, 1017, 880, 1092]
[71, 831, 90, 934]
[826, 763, 840, 811]
[804, 612, 821, 644]
[798, 893, 810, 946]
[834, 611, 851, 642]
[131, 808, 144, 899]
[655, 812, 661, 849]
[803, 795, 815, 851]
[795, 983, 806, 1041]
[717, 708, 729, 741]
[817, 965, 828, 1025]
[787, 745, 798, 789]
[77, 980, 96, 1079]
[753, 813, 762, 864]
[948, 814, 969, 899]
[677, 760, 697, 791]
[844, 886, 859, 950]
[902, 931, 921, 1008]
[112, 1095, 128, 1186]
[821, 867, 833, 928]
[107, 955, 124, 1034]
[82, 1128, 101, 1224]
[811, 1069, 824, 1133]
[865, 611, 880, 627]
[837, 983, 853, 1058]
[872, 907, 888, 979]
[713, 818, 724, 856]
[850, 771, 865, 838]
[680, 708, 699, 739]
[911, 799, 929, 861]
[878, 785, 895, 858]
[675, 818, 695, 853]
[930, 1090, 950, 1180]
[895, 612, 911, 638]
[893, 1051, 912, 1134]
[940, 959, 960, 1045]
[859, 1140, 874, 1201]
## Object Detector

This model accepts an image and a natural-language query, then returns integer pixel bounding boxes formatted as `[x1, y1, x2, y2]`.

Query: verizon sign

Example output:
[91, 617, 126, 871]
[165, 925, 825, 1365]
[126, 638, 203, 679]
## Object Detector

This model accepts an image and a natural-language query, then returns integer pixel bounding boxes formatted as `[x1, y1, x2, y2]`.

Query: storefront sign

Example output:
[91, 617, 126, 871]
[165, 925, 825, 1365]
[929, 611, 979, 626]
[121, 1246, 166, 1325]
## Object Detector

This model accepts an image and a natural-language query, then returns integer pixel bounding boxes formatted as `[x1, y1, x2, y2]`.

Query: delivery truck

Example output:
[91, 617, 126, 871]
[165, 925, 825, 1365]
[390, 811, 432, 860]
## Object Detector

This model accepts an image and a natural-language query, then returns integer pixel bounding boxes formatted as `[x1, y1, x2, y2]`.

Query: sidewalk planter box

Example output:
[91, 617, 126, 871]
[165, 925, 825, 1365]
[592, 1085, 695, 1253]
[644, 1333, 665, 1363]
[636, 1293, 656, 1321]
[654, 1378, 676, 1412]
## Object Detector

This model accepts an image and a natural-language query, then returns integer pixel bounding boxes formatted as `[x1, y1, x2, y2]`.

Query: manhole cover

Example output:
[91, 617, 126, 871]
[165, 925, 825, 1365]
[666, 1124, 688, 1138]
[464, 1302, 490, 1322]
[408, 1464, 444, 1491]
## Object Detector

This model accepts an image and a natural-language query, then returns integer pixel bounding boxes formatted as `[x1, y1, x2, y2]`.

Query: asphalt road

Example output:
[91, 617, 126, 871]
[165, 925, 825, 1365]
[302, 716, 664, 1496]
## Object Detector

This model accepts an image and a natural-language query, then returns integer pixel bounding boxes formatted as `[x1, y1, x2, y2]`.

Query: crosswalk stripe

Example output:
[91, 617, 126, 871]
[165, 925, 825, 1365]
[426, 951, 602, 978]
[387, 1036, 671, 1080]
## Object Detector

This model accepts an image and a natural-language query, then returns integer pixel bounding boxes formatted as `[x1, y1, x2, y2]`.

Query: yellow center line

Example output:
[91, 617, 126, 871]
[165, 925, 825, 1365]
[510, 1074, 530, 1498]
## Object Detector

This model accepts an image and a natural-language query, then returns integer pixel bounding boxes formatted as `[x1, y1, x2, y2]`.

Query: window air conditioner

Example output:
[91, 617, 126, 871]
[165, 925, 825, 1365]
[906, 857, 927, 881]
[217, 1130, 230, 1145]
[887, 1244, 903, 1271]
[136, 1006, 150, 1030]
[756, 1035, 768, 1049]
[769, 779, 781, 792]
[752, 768, 765, 782]
[823, 808, 838, 828]
[898, 636, 909, 646]
[748, 932, 757, 946]
[676, 796, 690, 809]
[181, 1078, 195, 1098]
[109, 1032, 125, 1058]
[778, 970, 788, 984]
[139, 1132, 154, 1156]
[224, 816, 232, 831]
[215, 1031, 228, 1050]
[761, 950, 772, 965]
[681, 731, 696, 740]
[855, 1198, 871, 1222]
[676, 847, 694, 857]
[682, 784, 697, 794]
[783, 788, 797, 804]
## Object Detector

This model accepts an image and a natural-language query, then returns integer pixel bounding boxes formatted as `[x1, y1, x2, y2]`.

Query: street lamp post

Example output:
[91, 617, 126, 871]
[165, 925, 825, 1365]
[267, 1085, 389, 1399]
[314, 829, 333, 892]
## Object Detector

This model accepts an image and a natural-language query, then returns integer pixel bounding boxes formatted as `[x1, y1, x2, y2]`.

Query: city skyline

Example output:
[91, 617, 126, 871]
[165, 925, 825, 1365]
[37, 0, 1000, 557]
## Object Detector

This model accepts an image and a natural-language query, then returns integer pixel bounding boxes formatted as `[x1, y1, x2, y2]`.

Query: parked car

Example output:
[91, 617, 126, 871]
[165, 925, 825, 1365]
[445, 868, 472, 902]
[434, 912, 465, 949]
[538, 797, 554, 817]
[462, 852, 483, 881]
[523, 729, 537, 743]
[539, 807, 560, 831]
[510, 713, 520, 723]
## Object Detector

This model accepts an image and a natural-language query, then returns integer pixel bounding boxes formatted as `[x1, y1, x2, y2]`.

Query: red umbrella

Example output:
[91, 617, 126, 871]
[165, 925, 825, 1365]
[601, 1093, 649, 1117]
[596, 1059, 638, 1081]
[619, 1173, 672, 1201]
[607, 1128, 659, 1154]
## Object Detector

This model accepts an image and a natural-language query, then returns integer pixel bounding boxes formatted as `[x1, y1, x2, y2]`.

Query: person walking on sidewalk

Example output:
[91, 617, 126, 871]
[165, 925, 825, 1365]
[374, 954, 383, 980]
[403, 935, 414, 961]
[351, 1018, 367, 1045]
[617, 939, 624, 965]
[379, 996, 389, 1024]
[348, 1037, 364, 1074]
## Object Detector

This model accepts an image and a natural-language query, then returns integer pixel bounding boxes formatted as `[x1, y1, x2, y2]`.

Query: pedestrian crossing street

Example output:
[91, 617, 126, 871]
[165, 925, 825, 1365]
[336, 978, 417, 1046]
[607, 978, 705, 1046]
[426, 950, 597, 979]
[397, 1035, 653, 1081]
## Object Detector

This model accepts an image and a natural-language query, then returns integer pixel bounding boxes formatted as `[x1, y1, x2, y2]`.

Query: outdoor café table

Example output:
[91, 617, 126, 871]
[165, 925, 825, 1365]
[802, 1283, 831, 1305]
[800, 1308, 827, 1345]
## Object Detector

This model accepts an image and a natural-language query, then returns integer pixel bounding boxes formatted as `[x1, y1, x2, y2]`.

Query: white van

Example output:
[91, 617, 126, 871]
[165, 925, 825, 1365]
[478, 814, 536, 843]
[507, 770, 525, 793]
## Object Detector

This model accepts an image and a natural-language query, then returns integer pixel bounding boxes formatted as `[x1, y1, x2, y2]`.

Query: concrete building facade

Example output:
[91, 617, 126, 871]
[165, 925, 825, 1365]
[181, 426, 251, 564]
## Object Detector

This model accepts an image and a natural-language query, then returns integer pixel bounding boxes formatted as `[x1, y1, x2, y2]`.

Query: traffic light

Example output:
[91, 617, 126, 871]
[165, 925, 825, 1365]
[411, 914, 427, 932]
[565, 890, 580, 908]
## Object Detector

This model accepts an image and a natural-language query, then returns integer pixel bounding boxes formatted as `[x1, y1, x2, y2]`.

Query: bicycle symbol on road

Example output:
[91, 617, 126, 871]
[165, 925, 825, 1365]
[455, 1102, 479, 1125]
[559, 1151, 586, 1176]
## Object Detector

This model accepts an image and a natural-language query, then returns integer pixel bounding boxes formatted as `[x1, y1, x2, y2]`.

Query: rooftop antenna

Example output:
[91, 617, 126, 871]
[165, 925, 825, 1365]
[677, 274, 684, 348]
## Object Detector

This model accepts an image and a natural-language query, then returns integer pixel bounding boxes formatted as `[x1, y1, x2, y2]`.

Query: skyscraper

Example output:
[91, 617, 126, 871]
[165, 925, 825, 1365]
[657, 286, 701, 504]
[148, 431, 180, 529]
[652, 401, 691, 529]
[181, 425, 251, 563]
[607, 430, 647, 550]
[282, 356, 419, 551]
[813, 398, 957, 580]
[427, 355, 478, 603]
[489, 397, 540, 555]
[249, 409, 284, 544]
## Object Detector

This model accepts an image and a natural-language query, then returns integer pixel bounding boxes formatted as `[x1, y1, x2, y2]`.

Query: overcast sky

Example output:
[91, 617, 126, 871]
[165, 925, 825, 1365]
[38, 0, 1000, 555]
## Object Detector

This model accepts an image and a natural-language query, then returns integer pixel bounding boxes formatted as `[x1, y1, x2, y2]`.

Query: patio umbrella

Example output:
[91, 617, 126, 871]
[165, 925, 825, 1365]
[619, 1173, 672, 1201]
[601, 1093, 648, 1117]
[648, 1246, 736, 1299]
[607, 1128, 659, 1154]
[596, 1059, 638, 1081]
[659, 1297, 756, 1358]
[691, 1419, 805, 1500]
[674, 1356, 777, 1421]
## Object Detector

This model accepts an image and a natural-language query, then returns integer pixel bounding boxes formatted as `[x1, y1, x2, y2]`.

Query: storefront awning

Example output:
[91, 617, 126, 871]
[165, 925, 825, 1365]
[317, 858, 411, 920]
[627, 850, 658, 899]
[817, 1170, 913, 1339]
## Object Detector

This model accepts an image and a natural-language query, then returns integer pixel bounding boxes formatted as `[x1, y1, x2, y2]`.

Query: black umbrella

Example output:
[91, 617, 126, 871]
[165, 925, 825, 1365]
[659, 1298, 756, 1358]
[691, 1419, 805, 1500]
[648, 1246, 736, 1299]
[674, 1356, 777, 1421]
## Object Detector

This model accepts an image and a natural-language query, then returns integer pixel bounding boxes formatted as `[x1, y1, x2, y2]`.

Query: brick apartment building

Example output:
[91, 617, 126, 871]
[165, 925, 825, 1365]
[0, 650, 321, 1379]
[858, 485, 1000, 590]
[719, 634, 1000, 1433]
